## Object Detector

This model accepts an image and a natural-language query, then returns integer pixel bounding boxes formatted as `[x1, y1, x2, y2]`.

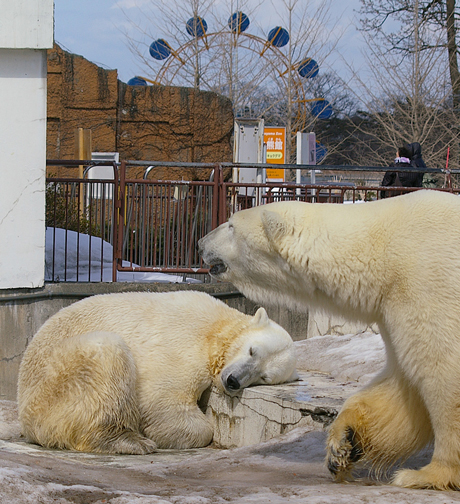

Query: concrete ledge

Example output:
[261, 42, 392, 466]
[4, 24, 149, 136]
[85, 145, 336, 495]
[204, 371, 361, 448]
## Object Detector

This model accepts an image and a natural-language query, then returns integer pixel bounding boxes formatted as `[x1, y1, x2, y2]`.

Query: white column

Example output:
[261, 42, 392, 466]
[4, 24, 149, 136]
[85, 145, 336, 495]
[0, 49, 48, 288]
[0, 0, 53, 289]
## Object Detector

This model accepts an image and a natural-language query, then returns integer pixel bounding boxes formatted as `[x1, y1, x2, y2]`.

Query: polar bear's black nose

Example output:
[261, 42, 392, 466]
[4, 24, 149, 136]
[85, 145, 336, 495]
[226, 374, 240, 391]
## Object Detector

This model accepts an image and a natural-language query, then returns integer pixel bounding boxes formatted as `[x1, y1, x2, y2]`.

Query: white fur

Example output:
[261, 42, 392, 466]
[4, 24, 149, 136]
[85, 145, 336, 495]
[18, 291, 297, 453]
[199, 190, 460, 490]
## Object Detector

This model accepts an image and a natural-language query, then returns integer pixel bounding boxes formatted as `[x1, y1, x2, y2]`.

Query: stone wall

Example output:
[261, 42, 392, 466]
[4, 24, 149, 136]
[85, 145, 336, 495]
[46, 45, 234, 179]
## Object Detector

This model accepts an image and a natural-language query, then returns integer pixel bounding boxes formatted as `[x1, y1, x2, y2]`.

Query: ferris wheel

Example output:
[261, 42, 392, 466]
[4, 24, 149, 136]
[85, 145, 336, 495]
[128, 11, 332, 133]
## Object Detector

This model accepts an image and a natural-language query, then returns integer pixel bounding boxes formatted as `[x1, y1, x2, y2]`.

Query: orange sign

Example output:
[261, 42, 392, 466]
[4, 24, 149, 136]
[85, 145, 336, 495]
[264, 127, 285, 181]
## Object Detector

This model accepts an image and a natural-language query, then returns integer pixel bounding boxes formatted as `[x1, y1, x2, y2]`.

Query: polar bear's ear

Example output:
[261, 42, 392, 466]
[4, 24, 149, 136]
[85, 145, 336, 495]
[252, 307, 269, 326]
[261, 210, 292, 245]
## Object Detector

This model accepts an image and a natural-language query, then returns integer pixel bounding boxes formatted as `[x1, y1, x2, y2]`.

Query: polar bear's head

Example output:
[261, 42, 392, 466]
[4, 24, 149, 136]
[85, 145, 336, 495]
[219, 307, 298, 396]
[199, 203, 300, 300]
[199, 204, 287, 279]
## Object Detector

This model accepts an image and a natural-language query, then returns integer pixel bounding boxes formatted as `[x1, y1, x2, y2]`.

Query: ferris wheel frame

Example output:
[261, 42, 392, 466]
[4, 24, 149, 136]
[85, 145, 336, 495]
[146, 29, 321, 131]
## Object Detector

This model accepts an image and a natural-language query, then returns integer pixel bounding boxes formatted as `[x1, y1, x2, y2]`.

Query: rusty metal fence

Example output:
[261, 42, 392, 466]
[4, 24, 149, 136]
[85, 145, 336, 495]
[119, 179, 216, 274]
[45, 159, 458, 283]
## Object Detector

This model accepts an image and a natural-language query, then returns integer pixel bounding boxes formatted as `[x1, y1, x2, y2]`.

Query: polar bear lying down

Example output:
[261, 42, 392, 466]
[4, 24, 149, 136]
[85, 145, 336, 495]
[18, 291, 297, 454]
[199, 190, 460, 491]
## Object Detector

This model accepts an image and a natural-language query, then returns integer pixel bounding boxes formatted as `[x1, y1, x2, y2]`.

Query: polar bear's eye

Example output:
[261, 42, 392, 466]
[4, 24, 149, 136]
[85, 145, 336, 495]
[249, 346, 258, 357]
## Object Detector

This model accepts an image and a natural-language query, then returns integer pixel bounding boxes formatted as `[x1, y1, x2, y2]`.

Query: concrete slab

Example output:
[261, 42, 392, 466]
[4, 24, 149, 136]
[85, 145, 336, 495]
[205, 371, 359, 448]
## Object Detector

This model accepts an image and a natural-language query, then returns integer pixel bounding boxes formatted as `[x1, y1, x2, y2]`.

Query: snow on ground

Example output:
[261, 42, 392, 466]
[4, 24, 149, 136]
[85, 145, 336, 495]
[45, 227, 201, 283]
[1, 331, 459, 503]
[295, 331, 386, 383]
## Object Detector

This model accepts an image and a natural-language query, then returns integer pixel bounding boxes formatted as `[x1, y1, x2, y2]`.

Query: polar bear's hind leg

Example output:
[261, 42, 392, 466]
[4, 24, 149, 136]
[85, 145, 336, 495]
[20, 331, 157, 455]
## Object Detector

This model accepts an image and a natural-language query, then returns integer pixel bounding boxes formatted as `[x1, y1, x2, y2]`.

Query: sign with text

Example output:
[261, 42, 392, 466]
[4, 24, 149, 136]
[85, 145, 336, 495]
[264, 127, 286, 182]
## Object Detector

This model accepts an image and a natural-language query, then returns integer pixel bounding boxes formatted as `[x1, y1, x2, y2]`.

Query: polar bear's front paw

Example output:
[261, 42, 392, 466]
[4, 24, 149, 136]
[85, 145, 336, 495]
[392, 462, 460, 490]
[132, 436, 158, 455]
[326, 427, 363, 481]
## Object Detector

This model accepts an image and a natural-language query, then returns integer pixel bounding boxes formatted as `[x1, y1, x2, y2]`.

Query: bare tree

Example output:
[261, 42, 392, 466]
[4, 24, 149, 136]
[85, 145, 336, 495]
[293, 0, 460, 178]
[359, 0, 460, 109]
[120, 0, 344, 162]
[341, 17, 460, 173]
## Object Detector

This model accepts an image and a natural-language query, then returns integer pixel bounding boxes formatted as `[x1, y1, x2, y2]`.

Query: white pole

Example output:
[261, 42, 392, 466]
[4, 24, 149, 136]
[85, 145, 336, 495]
[308, 133, 316, 201]
[296, 132, 302, 196]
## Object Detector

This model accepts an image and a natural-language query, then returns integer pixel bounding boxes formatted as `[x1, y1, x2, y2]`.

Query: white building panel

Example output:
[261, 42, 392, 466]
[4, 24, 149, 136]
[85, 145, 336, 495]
[0, 49, 48, 288]
[0, 0, 54, 49]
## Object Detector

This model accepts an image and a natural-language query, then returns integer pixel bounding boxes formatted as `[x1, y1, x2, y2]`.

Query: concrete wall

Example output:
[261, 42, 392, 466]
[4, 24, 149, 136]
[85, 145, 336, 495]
[0, 282, 372, 401]
[0, 0, 53, 289]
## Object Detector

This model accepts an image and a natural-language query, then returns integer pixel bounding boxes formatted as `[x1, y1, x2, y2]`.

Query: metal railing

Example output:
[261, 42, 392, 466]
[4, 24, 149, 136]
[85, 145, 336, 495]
[45, 159, 458, 282]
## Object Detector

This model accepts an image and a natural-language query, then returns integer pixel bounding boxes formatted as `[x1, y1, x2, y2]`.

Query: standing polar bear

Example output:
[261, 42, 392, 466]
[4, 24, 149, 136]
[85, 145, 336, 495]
[18, 291, 297, 454]
[199, 190, 460, 490]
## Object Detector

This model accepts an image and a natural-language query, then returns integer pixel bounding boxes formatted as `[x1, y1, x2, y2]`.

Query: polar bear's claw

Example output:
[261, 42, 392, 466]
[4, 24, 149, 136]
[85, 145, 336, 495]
[346, 428, 363, 463]
[326, 428, 362, 481]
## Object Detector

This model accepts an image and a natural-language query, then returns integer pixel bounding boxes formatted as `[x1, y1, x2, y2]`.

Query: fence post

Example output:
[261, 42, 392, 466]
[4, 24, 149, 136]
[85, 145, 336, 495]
[446, 170, 453, 190]
[218, 164, 227, 226]
[211, 164, 219, 230]
[113, 160, 126, 282]
[111, 161, 119, 283]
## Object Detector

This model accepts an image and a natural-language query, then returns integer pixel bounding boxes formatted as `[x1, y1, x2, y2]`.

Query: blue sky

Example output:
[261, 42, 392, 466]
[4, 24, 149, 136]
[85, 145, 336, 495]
[54, 0, 364, 84]
[54, 0, 136, 82]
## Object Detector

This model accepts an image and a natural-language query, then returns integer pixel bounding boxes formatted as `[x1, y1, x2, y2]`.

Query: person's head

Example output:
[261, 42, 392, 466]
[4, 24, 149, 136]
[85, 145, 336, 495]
[397, 144, 412, 159]
[409, 142, 422, 159]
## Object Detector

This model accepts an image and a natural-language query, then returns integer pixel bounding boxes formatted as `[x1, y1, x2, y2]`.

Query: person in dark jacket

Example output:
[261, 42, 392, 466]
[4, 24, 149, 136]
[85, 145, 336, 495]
[408, 142, 426, 170]
[380, 143, 425, 198]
